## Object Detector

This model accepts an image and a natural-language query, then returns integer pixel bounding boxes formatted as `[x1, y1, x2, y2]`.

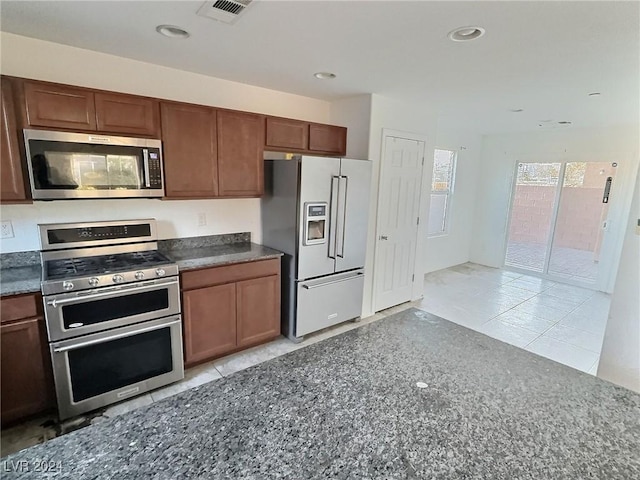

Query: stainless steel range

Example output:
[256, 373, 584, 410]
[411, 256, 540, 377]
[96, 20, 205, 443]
[39, 219, 184, 420]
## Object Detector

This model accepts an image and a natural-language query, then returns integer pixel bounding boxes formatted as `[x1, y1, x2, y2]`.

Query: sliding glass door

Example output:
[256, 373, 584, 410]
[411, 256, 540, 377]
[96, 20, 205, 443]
[505, 161, 617, 285]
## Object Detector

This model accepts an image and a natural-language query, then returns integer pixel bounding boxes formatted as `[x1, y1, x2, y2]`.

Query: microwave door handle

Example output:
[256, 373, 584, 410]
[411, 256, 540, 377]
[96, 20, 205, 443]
[336, 176, 348, 258]
[143, 149, 151, 188]
[328, 176, 340, 259]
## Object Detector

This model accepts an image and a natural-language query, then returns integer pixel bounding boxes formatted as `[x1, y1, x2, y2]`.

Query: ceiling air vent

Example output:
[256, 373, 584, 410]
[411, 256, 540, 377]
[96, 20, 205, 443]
[197, 0, 253, 24]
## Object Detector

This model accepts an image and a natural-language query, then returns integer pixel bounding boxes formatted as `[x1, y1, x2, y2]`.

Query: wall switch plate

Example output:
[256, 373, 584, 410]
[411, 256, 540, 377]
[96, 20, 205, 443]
[1, 220, 15, 239]
[197, 213, 207, 227]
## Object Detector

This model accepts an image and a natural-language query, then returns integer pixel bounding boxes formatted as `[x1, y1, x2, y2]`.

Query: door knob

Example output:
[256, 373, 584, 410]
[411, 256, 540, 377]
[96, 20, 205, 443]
[379, 235, 388, 241]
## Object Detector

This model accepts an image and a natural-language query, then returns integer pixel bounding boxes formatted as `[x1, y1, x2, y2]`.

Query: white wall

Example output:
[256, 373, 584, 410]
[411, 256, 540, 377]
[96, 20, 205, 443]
[598, 169, 640, 393]
[329, 95, 372, 160]
[424, 127, 482, 273]
[470, 126, 640, 292]
[361, 94, 438, 317]
[0, 33, 331, 253]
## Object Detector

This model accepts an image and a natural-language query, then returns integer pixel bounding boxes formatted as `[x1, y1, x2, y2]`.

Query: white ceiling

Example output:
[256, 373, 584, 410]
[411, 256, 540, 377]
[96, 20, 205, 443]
[1, 1, 638, 134]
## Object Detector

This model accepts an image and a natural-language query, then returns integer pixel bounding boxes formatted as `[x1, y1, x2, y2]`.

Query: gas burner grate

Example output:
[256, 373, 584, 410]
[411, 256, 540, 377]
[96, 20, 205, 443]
[45, 251, 171, 280]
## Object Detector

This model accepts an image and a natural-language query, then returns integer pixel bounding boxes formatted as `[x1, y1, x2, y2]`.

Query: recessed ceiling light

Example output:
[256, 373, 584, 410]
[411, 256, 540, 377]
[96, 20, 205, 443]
[314, 72, 336, 80]
[156, 25, 190, 39]
[588, 92, 601, 97]
[448, 26, 485, 42]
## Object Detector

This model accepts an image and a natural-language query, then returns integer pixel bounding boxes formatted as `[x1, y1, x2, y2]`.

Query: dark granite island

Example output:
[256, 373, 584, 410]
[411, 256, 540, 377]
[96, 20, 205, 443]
[2, 309, 639, 479]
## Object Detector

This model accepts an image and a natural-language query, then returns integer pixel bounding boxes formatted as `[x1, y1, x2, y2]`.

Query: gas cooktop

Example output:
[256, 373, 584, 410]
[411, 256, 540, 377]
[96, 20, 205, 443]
[44, 251, 172, 280]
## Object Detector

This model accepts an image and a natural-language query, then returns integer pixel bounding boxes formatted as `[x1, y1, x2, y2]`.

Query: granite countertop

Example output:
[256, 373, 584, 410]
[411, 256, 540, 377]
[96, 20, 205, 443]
[161, 242, 283, 271]
[0, 234, 283, 297]
[0, 265, 41, 297]
[3, 308, 639, 479]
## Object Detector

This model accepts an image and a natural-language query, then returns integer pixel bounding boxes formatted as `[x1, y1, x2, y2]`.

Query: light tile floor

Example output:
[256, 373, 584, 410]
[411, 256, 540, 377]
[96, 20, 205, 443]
[417, 262, 610, 375]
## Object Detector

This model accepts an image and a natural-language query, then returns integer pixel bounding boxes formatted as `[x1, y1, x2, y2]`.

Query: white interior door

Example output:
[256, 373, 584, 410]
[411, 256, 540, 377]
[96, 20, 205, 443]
[374, 135, 425, 311]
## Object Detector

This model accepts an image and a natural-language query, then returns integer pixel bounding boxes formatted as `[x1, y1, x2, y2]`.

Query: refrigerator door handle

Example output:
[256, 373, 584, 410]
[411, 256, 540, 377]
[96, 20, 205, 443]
[328, 176, 340, 259]
[302, 271, 364, 289]
[336, 176, 348, 258]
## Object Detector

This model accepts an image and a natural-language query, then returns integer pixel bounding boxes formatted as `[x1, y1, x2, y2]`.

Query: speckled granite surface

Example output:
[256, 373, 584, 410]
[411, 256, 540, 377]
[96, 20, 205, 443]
[0, 265, 41, 296]
[3, 308, 639, 479]
[0, 234, 281, 295]
[162, 242, 283, 271]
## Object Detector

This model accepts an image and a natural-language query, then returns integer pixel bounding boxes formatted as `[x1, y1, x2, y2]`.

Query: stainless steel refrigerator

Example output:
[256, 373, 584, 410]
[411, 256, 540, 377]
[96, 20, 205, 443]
[261, 153, 372, 341]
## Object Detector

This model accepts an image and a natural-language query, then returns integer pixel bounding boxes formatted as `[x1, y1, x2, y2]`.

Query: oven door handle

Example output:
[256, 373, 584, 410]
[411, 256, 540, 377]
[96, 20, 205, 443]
[52, 319, 182, 353]
[46, 279, 179, 308]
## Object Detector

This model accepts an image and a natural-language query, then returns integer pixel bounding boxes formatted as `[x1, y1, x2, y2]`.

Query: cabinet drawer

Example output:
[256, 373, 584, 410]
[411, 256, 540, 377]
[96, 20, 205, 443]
[181, 258, 280, 291]
[1, 293, 42, 324]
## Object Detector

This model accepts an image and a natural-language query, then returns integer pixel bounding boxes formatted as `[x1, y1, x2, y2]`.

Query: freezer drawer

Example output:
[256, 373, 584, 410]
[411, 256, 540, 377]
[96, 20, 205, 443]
[296, 269, 364, 337]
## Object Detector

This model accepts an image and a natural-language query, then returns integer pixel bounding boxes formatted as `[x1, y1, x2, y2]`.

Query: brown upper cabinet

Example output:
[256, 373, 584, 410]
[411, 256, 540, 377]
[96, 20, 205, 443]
[217, 110, 264, 197]
[309, 123, 347, 155]
[1, 77, 29, 203]
[95, 92, 160, 137]
[265, 116, 346, 156]
[161, 102, 218, 199]
[160, 104, 264, 199]
[20, 79, 160, 137]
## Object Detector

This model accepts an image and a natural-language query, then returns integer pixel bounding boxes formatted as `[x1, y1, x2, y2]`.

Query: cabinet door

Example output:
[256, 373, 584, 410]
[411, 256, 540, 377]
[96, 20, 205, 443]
[265, 117, 308, 150]
[23, 81, 97, 131]
[309, 124, 347, 155]
[1, 318, 50, 425]
[95, 93, 160, 137]
[217, 110, 264, 197]
[237, 275, 280, 348]
[182, 283, 236, 365]
[161, 102, 218, 198]
[1, 79, 28, 202]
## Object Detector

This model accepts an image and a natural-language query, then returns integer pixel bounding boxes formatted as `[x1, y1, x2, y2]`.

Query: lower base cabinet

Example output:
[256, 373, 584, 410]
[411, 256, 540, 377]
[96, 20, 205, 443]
[181, 259, 281, 367]
[1, 294, 53, 426]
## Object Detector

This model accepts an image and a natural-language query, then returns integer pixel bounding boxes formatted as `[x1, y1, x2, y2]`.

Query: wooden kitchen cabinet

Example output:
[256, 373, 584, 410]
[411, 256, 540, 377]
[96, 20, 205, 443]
[1, 293, 53, 426]
[161, 102, 218, 198]
[265, 117, 308, 150]
[236, 275, 280, 348]
[95, 92, 160, 137]
[217, 110, 265, 197]
[265, 116, 347, 156]
[1, 77, 29, 203]
[22, 80, 97, 131]
[182, 283, 237, 365]
[181, 258, 281, 367]
[20, 79, 160, 136]
[309, 123, 347, 155]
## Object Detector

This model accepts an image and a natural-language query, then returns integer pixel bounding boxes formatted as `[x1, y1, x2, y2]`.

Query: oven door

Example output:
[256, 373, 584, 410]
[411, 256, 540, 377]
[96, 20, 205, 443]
[44, 277, 181, 341]
[50, 315, 184, 420]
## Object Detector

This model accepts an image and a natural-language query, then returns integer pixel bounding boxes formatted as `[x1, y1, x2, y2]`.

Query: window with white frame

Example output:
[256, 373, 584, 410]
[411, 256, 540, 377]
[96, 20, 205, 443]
[427, 149, 457, 236]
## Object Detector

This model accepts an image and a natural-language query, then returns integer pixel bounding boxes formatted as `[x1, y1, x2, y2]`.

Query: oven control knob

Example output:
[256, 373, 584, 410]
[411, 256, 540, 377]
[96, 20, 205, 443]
[135, 271, 145, 280]
[112, 274, 125, 284]
[88, 277, 100, 287]
[155, 268, 166, 277]
[63, 281, 74, 291]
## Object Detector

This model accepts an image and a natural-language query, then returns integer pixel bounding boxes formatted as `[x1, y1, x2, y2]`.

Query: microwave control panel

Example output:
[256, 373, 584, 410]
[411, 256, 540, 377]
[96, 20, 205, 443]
[147, 150, 163, 189]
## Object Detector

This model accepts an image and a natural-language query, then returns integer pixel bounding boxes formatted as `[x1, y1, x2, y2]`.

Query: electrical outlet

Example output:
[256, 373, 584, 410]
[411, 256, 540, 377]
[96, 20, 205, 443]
[1, 220, 15, 239]
[197, 213, 207, 227]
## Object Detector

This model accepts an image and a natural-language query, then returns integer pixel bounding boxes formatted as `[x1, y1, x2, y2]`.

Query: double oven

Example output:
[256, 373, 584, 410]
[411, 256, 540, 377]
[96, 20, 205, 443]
[40, 220, 184, 420]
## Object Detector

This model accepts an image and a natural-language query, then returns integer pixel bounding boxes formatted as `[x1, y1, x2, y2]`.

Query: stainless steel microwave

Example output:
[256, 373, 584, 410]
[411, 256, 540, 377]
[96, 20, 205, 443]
[24, 129, 164, 200]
